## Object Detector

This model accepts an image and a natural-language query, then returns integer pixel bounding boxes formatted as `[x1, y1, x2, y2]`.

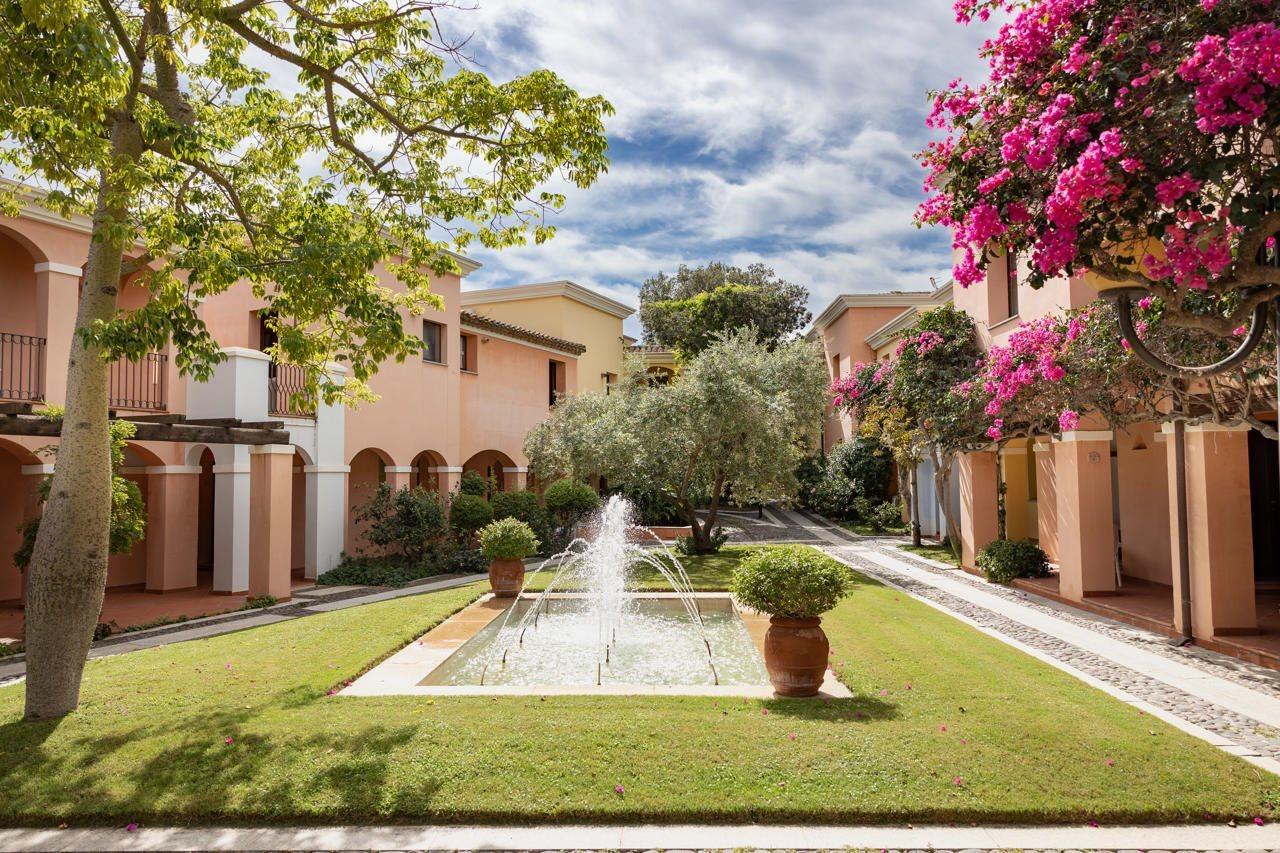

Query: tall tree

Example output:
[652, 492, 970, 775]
[918, 0, 1280, 336]
[4, 0, 610, 720]
[638, 262, 810, 356]
[526, 331, 827, 553]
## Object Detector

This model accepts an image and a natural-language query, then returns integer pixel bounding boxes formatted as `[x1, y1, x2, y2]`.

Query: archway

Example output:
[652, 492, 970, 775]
[195, 447, 216, 578]
[462, 449, 518, 495]
[291, 445, 313, 575]
[0, 438, 41, 604]
[108, 442, 165, 588]
[347, 447, 393, 555]
[411, 449, 448, 493]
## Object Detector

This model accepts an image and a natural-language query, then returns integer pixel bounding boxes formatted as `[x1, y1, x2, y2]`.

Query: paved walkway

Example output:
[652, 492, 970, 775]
[768, 507, 1280, 775]
[4, 821, 1280, 851]
[0, 571, 489, 685]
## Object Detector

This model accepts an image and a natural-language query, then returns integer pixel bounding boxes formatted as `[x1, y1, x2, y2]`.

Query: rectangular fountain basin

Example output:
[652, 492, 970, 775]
[341, 592, 824, 697]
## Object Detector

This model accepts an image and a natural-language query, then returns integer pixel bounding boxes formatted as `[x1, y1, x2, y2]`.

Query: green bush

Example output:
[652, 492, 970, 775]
[543, 479, 600, 524]
[445, 547, 489, 575]
[976, 539, 1050, 584]
[317, 553, 446, 586]
[675, 527, 727, 556]
[354, 483, 447, 562]
[806, 439, 893, 520]
[449, 493, 493, 536]
[491, 489, 554, 551]
[479, 517, 540, 560]
[731, 545, 853, 619]
[609, 484, 683, 526]
[869, 499, 905, 532]
[459, 470, 490, 497]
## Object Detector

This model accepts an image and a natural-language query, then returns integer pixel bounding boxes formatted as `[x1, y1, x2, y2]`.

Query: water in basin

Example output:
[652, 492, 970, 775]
[421, 595, 767, 687]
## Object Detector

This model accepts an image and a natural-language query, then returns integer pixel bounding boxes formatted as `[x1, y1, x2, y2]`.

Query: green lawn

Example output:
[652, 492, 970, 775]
[1, 548, 1275, 826]
[897, 542, 962, 568]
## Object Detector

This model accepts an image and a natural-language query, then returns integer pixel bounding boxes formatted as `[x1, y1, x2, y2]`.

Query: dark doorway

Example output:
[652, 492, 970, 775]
[197, 448, 216, 575]
[1249, 426, 1280, 583]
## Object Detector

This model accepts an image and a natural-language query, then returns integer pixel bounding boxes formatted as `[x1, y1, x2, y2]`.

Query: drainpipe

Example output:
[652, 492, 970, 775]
[1171, 416, 1193, 645]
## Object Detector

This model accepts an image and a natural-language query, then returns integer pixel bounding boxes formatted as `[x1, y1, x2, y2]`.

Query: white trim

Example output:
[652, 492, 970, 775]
[20, 464, 53, 475]
[502, 466, 528, 473]
[211, 464, 250, 474]
[385, 465, 413, 473]
[461, 279, 634, 319]
[220, 346, 272, 362]
[303, 464, 350, 474]
[250, 444, 296, 455]
[1055, 430, 1113, 443]
[811, 290, 950, 333]
[1187, 422, 1251, 434]
[864, 307, 923, 351]
[144, 465, 201, 475]
[33, 261, 81, 277]
[426, 466, 463, 473]
[1031, 442, 1051, 453]
[460, 323, 584, 358]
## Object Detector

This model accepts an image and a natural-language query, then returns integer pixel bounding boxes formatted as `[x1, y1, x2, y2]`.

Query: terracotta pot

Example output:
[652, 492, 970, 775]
[763, 616, 829, 697]
[488, 557, 526, 598]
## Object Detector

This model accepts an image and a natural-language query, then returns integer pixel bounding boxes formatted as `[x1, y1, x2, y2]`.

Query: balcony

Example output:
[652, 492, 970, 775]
[0, 332, 45, 403]
[268, 362, 315, 418]
[108, 352, 168, 412]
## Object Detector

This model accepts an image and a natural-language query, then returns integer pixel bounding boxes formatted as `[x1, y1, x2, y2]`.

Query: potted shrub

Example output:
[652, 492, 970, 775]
[478, 517, 541, 597]
[731, 545, 853, 697]
[976, 539, 1050, 584]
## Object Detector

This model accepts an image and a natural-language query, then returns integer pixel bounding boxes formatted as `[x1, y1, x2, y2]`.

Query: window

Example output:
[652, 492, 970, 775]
[602, 372, 617, 394]
[830, 354, 841, 379]
[422, 320, 445, 364]
[1005, 251, 1020, 319]
[548, 359, 565, 407]
[459, 332, 477, 372]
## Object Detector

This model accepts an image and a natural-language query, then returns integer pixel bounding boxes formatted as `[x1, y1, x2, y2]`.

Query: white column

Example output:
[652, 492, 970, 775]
[211, 446, 251, 593]
[304, 464, 349, 579]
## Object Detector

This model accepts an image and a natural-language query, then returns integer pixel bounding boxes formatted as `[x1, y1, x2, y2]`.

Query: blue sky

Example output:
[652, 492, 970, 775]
[452, 1, 991, 336]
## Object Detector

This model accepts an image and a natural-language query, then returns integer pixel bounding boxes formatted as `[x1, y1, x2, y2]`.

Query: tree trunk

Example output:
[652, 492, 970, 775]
[23, 120, 140, 720]
[909, 464, 922, 547]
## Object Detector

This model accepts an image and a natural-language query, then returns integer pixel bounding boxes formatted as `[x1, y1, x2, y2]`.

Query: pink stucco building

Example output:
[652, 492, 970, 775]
[0, 193, 613, 617]
[812, 260, 1280, 669]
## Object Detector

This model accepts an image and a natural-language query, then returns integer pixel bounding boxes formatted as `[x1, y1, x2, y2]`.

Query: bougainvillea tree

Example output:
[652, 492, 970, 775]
[919, 0, 1280, 335]
[831, 305, 985, 547]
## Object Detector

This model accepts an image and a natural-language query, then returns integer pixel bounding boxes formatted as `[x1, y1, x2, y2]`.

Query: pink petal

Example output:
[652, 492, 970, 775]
[614, 784, 625, 795]
[225, 736, 234, 745]
[1255, 816, 1266, 826]
[125, 824, 138, 833]
[939, 724, 947, 732]
[787, 732, 797, 741]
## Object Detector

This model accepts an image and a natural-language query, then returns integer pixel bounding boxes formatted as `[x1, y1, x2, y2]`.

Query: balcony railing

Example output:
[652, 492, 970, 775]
[268, 362, 315, 418]
[108, 352, 167, 411]
[0, 332, 45, 403]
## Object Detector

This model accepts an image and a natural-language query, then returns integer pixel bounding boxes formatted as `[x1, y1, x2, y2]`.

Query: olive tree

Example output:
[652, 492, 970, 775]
[526, 331, 828, 553]
[5, 0, 610, 720]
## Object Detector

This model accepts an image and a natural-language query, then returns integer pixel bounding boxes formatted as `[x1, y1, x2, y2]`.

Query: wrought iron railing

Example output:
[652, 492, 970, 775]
[108, 352, 168, 411]
[268, 362, 315, 418]
[0, 332, 45, 402]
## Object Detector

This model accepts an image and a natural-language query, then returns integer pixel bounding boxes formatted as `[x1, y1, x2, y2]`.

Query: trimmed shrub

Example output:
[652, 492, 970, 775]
[543, 479, 601, 524]
[445, 547, 489, 575]
[354, 483, 447, 562]
[449, 493, 493, 537]
[316, 554, 444, 587]
[676, 526, 728, 556]
[459, 470, 489, 496]
[730, 545, 853, 619]
[491, 489, 554, 551]
[479, 517, 540, 560]
[976, 539, 1050, 584]
[869, 499, 905, 533]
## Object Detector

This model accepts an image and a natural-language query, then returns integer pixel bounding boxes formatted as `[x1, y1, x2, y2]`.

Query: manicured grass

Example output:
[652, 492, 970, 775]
[1, 552, 1276, 826]
[521, 544, 766, 591]
[838, 520, 908, 537]
[897, 542, 962, 568]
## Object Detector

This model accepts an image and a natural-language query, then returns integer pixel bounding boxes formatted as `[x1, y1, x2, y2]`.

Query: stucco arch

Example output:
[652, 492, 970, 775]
[0, 220, 51, 265]
[462, 449, 519, 494]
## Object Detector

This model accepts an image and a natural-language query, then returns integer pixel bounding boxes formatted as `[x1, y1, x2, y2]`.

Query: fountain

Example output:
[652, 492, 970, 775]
[418, 495, 768, 688]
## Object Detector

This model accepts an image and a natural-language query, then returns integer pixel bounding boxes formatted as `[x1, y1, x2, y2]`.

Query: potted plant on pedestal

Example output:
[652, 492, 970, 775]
[478, 517, 541, 597]
[731, 545, 853, 697]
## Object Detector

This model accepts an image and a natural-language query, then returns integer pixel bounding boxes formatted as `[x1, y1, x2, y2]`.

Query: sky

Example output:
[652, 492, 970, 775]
[445, 0, 992, 336]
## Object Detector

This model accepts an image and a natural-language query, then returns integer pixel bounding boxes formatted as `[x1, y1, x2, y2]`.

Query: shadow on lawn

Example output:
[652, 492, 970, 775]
[0, 701, 439, 823]
[762, 694, 897, 721]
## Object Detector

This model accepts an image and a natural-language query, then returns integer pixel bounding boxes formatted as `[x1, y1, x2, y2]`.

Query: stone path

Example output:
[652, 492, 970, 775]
[769, 507, 1280, 774]
[4, 822, 1280, 851]
[0, 571, 489, 685]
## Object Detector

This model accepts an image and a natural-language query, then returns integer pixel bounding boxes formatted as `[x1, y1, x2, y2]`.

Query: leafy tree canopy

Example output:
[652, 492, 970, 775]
[638, 262, 810, 357]
[526, 330, 827, 552]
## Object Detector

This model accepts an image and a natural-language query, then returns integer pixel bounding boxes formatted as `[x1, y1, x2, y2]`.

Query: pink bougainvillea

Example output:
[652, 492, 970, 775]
[919, 0, 1280, 335]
